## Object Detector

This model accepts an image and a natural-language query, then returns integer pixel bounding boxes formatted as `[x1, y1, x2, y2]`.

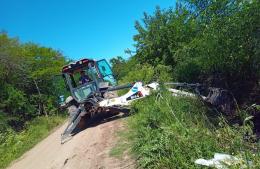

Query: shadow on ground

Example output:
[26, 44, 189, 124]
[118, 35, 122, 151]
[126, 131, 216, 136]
[72, 107, 130, 136]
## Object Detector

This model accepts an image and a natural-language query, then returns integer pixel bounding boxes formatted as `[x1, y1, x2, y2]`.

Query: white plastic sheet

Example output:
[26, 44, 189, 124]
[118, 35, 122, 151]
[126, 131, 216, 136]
[195, 153, 251, 169]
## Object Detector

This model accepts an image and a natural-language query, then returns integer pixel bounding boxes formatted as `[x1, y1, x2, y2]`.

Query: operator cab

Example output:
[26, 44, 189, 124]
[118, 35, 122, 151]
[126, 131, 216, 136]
[62, 58, 116, 103]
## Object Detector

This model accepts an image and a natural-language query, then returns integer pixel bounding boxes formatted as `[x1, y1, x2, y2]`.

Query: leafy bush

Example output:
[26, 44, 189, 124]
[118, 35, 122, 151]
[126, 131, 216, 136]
[110, 1, 260, 168]
[127, 91, 260, 168]
[0, 33, 67, 133]
[174, 59, 202, 83]
[0, 115, 65, 169]
[1, 84, 35, 119]
[131, 0, 260, 104]
[119, 64, 172, 85]
[119, 64, 155, 84]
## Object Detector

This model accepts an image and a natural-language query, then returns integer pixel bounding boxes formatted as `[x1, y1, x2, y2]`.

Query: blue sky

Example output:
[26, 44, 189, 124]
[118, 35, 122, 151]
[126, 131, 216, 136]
[1, 0, 176, 61]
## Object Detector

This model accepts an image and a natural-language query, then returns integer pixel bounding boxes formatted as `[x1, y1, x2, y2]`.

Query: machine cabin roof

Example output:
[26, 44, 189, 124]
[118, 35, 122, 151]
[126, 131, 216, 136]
[62, 58, 95, 74]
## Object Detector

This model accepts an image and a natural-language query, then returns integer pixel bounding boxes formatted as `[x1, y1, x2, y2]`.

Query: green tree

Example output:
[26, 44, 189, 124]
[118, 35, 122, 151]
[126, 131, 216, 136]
[0, 33, 67, 130]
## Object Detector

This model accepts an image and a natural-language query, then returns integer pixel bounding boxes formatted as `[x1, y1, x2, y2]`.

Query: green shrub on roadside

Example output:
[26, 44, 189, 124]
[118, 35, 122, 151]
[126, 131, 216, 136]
[119, 64, 155, 85]
[119, 64, 172, 85]
[1, 84, 36, 119]
[0, 115, 65, 169]
[127, 91, 260, 168]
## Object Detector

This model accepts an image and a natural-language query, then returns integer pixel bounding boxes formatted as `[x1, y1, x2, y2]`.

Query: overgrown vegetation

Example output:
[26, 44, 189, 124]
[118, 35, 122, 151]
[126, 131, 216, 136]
[111, 0, 259, 105]
[0, 33, 67, 168]
[128, 92, 260, 168]
[0, 0, 259, 168]
[0, 33, 67, 125]
[0, 115, 65, 169]
[110, 0, 260, 168]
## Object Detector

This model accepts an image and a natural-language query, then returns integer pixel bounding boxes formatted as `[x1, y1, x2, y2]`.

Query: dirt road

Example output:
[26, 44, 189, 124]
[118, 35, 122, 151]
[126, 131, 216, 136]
[7, 114, 134, 169]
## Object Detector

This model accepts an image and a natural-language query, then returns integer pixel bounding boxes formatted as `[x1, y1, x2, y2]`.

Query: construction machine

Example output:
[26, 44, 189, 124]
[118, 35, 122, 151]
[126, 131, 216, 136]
[60, 58, 236, 143]
[60, 58, 148, 143]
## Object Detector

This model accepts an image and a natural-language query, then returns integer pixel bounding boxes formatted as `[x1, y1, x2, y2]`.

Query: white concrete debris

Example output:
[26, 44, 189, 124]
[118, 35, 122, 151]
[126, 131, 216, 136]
[195, 153, 252, 169]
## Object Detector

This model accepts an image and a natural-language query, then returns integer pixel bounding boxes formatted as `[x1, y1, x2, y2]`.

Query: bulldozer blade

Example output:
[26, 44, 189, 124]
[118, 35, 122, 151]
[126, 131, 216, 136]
[61, 134, 72, 144]
[61, 109, 85, 144]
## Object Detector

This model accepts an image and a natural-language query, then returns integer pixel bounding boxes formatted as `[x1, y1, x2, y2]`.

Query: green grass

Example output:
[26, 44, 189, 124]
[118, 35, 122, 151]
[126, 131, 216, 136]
[0, 115, 66, 169]
[110, 141, 130, 158]
[110, 128, 131, 159]
[124, 91, 260, 168]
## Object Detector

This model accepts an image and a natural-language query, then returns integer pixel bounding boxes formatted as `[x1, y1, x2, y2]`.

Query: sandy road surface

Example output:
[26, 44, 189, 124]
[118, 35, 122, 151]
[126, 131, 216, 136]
[7, 114, 134, 169]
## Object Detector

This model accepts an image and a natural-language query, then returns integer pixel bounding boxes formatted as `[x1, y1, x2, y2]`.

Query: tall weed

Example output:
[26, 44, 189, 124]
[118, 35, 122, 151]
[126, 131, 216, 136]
[127, 91, 260, 168]
[0, 115, 65, 169]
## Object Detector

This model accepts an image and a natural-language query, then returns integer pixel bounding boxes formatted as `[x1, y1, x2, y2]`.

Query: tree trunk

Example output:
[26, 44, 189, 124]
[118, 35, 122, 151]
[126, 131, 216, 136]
[33, 79, 48, 117]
